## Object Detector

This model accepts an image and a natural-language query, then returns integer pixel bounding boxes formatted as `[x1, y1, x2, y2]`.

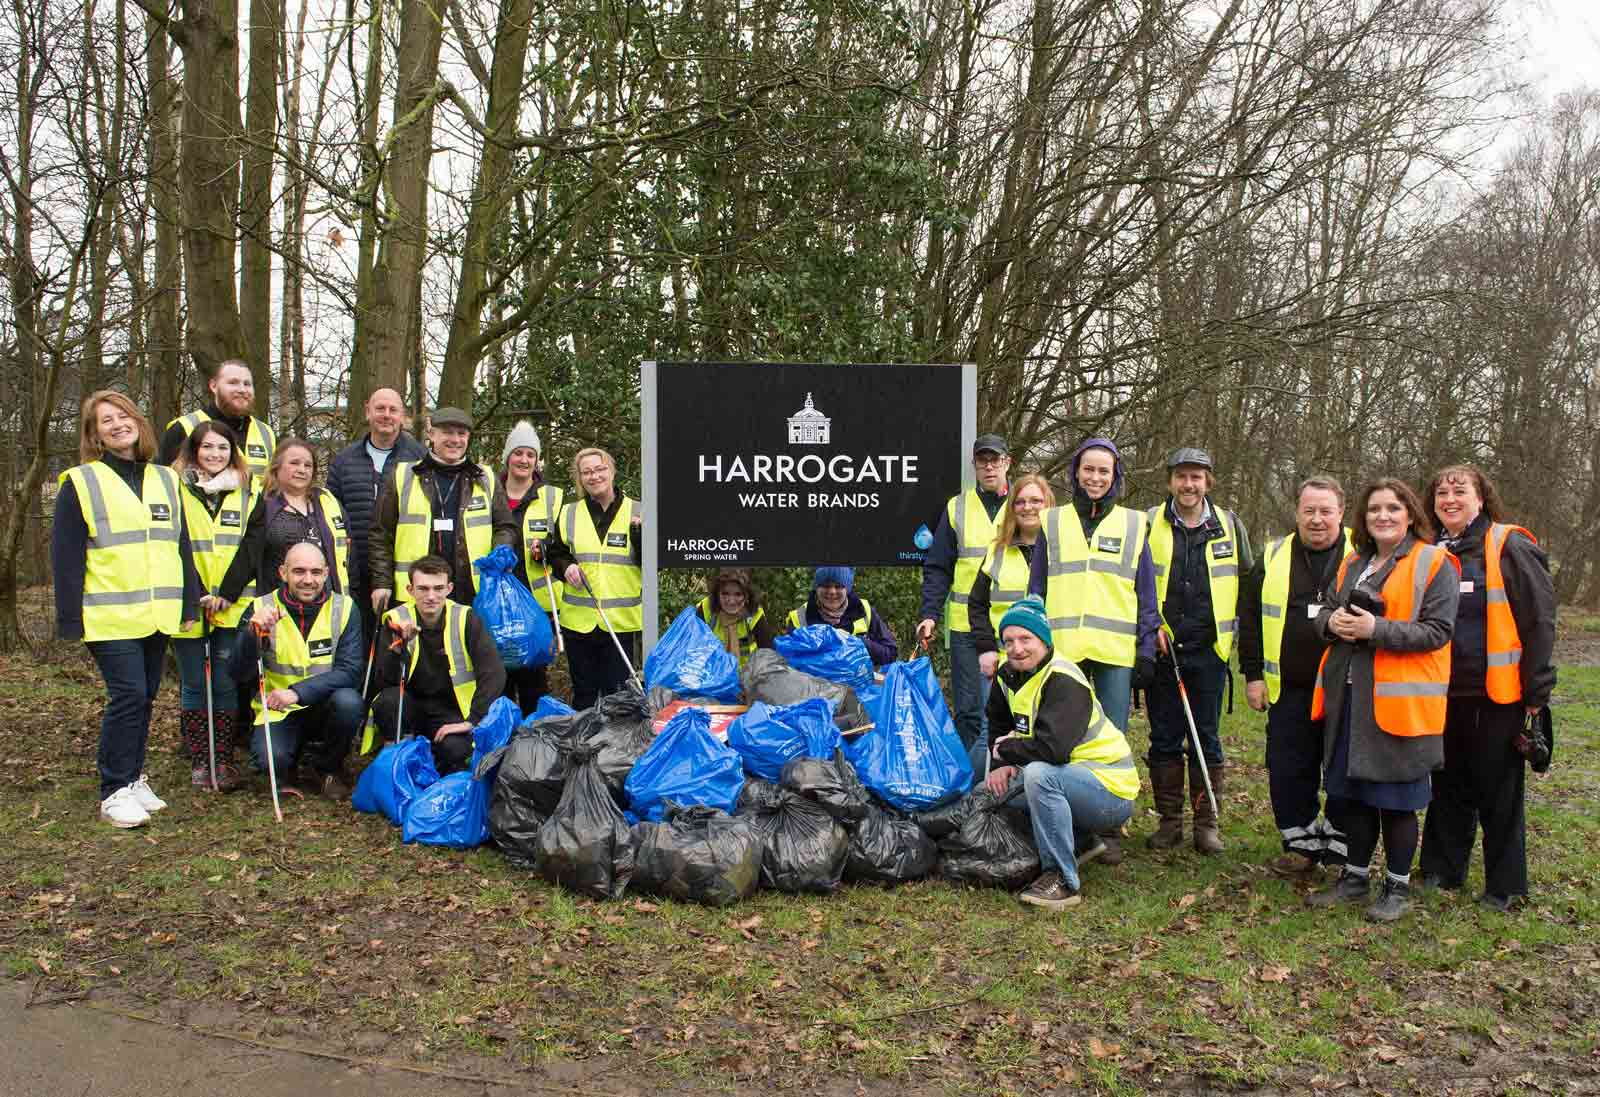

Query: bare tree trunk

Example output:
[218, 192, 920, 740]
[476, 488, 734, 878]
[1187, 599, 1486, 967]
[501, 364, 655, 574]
[345, 0, 385, 429]
[354, 0, 444, 405]
[278, 0, 308, 431]
[240, 0, 277, 412]
[438, 0, 534, 407]
[146, 4, 182, 426]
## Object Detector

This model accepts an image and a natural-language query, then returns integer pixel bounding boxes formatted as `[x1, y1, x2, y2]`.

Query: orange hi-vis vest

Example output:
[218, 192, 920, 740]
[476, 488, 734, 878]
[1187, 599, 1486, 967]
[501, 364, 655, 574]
[1483, 522, 1533, 704]
[1311, 541, 1457, 737]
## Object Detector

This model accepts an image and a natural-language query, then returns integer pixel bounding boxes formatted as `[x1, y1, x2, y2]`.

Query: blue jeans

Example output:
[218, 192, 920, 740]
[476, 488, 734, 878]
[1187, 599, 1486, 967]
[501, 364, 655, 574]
[252, 687, 366, 777]
[1081, 660, 1133, 733]
[172, 628, 240, 712]
[87, 634, 168, 799]
[1146, 647, 1227, 766]
[948, 628, 990, 776]
[1021, 761, 1136, 889]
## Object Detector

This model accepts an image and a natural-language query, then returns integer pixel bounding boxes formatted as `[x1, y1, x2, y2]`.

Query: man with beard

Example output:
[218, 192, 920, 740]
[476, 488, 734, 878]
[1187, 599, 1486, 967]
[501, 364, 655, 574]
[160, 359, 278, 478]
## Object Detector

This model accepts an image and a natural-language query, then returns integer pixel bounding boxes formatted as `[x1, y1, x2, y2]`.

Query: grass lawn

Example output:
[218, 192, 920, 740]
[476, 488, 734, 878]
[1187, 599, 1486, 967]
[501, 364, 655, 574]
[1, 620, 1596, 1094]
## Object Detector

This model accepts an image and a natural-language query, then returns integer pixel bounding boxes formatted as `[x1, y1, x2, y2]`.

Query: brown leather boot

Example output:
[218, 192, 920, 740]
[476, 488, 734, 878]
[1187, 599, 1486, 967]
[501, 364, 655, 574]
[1147, 759, 1186, 849]
[1191, 760, 1225, 854]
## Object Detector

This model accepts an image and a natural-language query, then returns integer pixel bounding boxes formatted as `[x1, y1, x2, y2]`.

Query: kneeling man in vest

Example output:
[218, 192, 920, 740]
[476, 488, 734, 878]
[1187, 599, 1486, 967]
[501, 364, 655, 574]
[235, 542, 365, 799]
[983, 597, 1140, 911]
[370, 555, 507, 775]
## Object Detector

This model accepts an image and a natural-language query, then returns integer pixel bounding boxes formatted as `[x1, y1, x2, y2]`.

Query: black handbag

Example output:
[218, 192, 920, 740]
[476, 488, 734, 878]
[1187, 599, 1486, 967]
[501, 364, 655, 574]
[1513, 706, 1552, 774]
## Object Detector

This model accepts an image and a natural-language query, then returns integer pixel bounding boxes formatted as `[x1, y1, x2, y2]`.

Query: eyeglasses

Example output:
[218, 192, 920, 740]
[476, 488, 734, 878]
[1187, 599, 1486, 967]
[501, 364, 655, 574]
[973, 455, 1008, 467]
[1012, 499, 1045, 510]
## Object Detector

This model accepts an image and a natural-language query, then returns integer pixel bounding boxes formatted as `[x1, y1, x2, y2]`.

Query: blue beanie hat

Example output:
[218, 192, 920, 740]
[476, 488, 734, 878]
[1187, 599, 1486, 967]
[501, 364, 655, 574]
[813, 566, 854, 591]
[998, 596, 1052, 647]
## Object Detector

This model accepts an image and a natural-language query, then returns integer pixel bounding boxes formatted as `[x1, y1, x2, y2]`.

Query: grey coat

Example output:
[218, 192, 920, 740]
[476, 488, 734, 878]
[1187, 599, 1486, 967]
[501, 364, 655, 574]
[1314, 533, 1460, 784]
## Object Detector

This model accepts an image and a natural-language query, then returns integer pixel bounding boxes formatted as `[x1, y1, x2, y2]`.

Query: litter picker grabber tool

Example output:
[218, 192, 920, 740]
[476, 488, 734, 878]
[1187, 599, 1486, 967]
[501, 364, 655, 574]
[387, 624, 411, 742]
[201, 612, 219, 792]
[252, 618, 285, 823]
[1161, 627, 1218, 818]
[575, 565, 642, 690]
[542, 557, 565, 655]
[360, 632, 376, 700]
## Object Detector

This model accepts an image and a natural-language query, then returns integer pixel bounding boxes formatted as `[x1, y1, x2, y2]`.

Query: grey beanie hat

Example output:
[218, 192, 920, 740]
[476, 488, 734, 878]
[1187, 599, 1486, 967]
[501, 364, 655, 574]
[501, 420, 542, 464]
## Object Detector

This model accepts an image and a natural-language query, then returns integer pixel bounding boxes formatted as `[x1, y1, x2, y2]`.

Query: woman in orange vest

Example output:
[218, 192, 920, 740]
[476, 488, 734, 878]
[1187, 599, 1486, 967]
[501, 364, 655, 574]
[1418, 465, 1555, 911]
[1306, 479, 1459, 923]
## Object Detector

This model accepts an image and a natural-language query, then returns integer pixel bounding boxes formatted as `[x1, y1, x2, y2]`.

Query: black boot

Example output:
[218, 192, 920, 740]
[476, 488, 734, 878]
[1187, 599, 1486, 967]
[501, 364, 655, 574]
[1366, 877, 1412, 922]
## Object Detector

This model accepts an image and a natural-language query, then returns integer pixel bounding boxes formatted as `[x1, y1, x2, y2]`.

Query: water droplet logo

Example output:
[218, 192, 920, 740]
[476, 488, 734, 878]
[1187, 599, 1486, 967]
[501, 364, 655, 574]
[913, 524, 933, 550]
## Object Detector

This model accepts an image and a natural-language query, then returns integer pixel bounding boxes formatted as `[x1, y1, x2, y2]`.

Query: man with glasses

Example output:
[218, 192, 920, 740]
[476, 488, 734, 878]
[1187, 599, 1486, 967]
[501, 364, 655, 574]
[917, 434, 1011, 772]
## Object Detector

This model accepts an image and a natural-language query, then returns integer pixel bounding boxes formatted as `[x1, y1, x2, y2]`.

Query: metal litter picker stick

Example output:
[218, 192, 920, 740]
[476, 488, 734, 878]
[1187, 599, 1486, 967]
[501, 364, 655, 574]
[202, 612, 219, 792]
[543, 566, 565, 654]
[1163, 631, 1218, 818]
[576, 565, 642, 689]
[252, 620, 284, 823]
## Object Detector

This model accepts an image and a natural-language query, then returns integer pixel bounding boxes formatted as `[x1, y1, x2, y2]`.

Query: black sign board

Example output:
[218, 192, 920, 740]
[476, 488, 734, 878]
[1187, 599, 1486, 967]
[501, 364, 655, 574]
[652, 362, 966, 567]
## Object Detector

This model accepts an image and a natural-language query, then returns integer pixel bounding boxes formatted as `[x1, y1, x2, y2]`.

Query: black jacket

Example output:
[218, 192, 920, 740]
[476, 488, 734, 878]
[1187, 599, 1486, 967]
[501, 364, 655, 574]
[1237, 533, 1345, 690]
[368, 452, 516, 602]
[985, 652, 1097, 767]
[218, 491, 344, 602]
[371, 607, 506, 723]
[156, 402, 259, 466]
[325, 431, 425, 592]
[51, 453, 203, 642]
[1154, 498, 1253, 659]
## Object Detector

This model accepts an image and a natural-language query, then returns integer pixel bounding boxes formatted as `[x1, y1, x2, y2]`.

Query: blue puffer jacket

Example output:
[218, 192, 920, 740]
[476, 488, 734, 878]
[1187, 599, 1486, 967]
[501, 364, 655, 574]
[324, 431, 425, 592]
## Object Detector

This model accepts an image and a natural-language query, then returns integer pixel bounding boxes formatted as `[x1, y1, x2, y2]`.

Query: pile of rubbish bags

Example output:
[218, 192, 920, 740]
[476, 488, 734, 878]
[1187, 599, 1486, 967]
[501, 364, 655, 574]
[353, 606, 1038, 905]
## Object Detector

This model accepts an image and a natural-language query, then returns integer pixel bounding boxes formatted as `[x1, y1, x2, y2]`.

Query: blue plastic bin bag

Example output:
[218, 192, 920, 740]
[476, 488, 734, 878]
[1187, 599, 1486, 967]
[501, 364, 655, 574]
[624, 707, 745, 823]
[401, 770, 490, 848]
[352, 737, 440, 825]
[773, 624, 874, 690]
[472, 544, 554, 670]
[847, 658, 971, 812]
[642, 607, 742, 702]
[725, 697, 840, 781]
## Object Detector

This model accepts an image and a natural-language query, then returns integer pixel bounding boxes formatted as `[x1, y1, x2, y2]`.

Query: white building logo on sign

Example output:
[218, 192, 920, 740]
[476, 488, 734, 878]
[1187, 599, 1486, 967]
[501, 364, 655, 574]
[787, 392, 831, 445]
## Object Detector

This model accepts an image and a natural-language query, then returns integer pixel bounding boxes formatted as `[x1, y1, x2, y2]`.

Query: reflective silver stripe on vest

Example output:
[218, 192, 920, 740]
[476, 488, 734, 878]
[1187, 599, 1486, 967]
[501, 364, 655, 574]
[395, 464, 426, 524]
[1485, 589, 1509, 604]
[948, 590, 971, 605]
[1264, 660, 1280, 676]
[82, 587, 183, 607]
[446, 604, 474, 687]
[1152, 563, 1167, 577]
[1212, 564, 1239, 579]
[1080, 614, 1138, 636]
[190, 539, 215, 554]
[562, 592, 642, 610]
[1077, 755, 1138, 775]
[1373, 681, 1449, 698]
[79, 466, 158, 548]
[952, 493, 986, 558]
[1051, 559, 1088, 575]
[1217, 619, 1236, 633]
[1485, 649, 1521, 667]
[1262, 603, 1282, 618]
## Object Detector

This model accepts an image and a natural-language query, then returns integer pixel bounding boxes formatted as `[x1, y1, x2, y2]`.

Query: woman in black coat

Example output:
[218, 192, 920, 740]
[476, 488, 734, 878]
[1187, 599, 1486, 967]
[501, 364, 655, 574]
[1418, 465, 1555, 911]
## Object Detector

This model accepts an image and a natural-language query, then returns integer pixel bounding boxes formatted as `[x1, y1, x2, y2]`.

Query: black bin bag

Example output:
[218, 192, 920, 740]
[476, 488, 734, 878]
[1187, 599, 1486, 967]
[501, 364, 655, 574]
[578, 682, 655, 797]
[488, 716, 580, 864]
[936, 785, 1039, 889]
[534, 750, 635, 900]
[779, 750, 871, 823]
[632, 805, 764, 907]
[845, 805, 938, 884]
[752, 790, 850, 894]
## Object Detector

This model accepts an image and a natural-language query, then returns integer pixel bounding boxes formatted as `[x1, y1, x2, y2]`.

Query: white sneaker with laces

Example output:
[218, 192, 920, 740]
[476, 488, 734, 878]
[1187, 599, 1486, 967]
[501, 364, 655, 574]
[128, 775, 168, 813]
[100, 786, 151, 828]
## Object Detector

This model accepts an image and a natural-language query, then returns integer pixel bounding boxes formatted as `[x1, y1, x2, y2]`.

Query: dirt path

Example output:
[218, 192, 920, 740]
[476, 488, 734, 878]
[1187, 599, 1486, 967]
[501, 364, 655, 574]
[0, 983, 640, 1096]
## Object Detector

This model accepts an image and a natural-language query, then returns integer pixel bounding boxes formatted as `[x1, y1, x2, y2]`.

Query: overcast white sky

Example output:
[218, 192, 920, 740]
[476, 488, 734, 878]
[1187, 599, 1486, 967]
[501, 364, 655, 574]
[1517, 0, 1599, 99]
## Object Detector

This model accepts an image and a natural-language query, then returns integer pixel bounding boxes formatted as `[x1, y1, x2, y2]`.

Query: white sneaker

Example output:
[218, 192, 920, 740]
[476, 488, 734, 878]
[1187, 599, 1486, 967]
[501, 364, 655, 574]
[100, 787, 151, 828]
[128, 775, 168, 813]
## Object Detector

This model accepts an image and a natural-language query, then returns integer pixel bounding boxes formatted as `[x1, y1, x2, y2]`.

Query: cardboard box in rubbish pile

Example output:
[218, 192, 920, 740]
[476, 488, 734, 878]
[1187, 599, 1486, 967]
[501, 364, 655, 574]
[650, 700, 749, 740]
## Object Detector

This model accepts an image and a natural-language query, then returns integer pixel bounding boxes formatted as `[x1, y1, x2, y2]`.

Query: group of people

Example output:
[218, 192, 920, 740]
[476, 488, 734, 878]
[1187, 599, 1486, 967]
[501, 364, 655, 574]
[53, 366, 1555, 925]
[916, 438, 1553, 919]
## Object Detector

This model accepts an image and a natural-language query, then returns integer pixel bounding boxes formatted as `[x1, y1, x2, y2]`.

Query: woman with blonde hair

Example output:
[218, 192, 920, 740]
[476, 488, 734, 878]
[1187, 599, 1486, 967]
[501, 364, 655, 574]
[217, 437, 350, 603]
[545, 447, 643, 709]
[967, 471, 1056, 682]
[52, 391, 201, 827]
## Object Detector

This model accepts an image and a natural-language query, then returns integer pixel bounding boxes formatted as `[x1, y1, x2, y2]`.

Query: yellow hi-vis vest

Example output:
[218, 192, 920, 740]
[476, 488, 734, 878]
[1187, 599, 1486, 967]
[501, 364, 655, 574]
[61, 461, 185, 641]
[176, 474, 262, 635]
[392, 461, 499, 601]
[1258, 529, 1354, 703]
[1042, 505, 1147, 668]
[1147, 504, 1243, 661]
[697, 597, 766, 668]
[385, 601, 478, 718]
[559, 496, 642, 632]
[253, 590, 352, 724]
[519, 483, 566, 613]
[997, 657, 1140, 800]
[786, 598, 875, 636]
[945, 489, 1001, 632]
[169, 410, 278, 480]
[979, 542, 1032, 635]
[315, 489, 353, 595]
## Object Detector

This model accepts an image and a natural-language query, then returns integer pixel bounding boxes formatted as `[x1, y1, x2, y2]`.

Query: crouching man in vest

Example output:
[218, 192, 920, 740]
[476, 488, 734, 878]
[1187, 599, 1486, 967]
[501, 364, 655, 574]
[234, 542, 365, 800]
[982, 597, 1140, 911]
[370, 555, 507, 775]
